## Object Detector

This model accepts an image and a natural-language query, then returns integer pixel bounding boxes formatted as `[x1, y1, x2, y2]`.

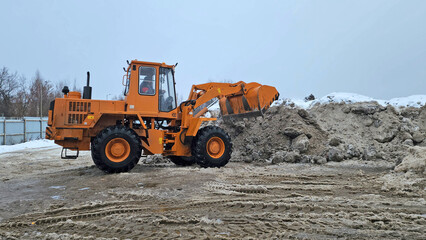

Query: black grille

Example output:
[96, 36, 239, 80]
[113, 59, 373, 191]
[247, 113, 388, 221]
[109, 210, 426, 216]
[67, 101, 91, 125]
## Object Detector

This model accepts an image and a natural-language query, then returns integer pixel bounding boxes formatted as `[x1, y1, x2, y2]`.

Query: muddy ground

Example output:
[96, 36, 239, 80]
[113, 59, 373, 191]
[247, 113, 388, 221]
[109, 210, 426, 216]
[0, 103, 425, 239]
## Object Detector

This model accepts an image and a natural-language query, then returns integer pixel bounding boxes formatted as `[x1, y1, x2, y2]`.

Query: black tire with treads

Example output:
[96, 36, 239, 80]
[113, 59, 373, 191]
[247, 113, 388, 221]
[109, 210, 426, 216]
[192, 126, 232, 168]
[91, 125, 142, 173]
[167, 156, 197, 166]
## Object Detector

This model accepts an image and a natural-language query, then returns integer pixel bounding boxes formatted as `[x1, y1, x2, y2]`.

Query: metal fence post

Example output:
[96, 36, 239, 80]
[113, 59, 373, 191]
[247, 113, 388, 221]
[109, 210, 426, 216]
[39, 119, 42, 139]
[23, 118, 27, 142]
[3, 118, 6, 145]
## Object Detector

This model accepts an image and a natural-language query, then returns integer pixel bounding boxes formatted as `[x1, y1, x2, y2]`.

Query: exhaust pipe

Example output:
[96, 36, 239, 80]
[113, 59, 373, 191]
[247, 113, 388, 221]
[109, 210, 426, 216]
[83, 71, 92, 99]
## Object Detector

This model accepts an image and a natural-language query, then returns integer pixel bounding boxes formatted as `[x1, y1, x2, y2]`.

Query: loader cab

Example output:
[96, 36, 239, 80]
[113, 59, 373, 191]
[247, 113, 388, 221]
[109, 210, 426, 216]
[124, 60, 177, 118]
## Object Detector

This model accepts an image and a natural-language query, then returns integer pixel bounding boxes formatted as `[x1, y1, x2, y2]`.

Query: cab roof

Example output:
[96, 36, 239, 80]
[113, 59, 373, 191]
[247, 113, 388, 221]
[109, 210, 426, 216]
[130, 60, 175, 68]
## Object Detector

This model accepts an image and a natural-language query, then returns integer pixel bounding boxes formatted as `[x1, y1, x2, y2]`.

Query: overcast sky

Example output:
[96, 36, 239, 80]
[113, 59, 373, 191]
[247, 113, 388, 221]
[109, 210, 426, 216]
[1, 0, 425, 100]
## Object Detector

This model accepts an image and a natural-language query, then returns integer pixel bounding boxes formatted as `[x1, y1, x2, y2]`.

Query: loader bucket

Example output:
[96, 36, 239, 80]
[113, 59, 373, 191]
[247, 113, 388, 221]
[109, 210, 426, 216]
[219, 83, 279, 119]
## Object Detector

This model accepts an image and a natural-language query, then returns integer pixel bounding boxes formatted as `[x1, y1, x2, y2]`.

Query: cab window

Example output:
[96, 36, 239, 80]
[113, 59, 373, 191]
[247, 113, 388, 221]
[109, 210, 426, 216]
[159, 68, 177, 112]
[139, 66, 156, 95]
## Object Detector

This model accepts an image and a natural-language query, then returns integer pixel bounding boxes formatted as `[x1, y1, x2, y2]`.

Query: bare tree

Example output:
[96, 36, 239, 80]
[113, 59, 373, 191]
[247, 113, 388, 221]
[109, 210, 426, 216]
[0, 67, 19, 117]
[12, 76, 30, 117]
[27, 71, 55, 117]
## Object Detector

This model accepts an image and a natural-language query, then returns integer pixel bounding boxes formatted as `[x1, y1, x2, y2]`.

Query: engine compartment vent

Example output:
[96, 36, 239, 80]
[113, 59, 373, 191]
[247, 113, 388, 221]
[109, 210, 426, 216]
[67, 101, 91, 125]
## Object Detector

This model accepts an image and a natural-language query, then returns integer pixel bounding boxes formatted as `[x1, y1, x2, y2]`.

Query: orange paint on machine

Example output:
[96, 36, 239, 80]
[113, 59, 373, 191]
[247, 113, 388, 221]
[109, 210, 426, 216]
[46, 59, 279, 173]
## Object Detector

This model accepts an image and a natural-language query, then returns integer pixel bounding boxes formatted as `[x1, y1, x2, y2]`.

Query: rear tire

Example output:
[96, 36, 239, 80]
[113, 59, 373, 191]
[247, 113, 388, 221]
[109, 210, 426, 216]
[192, 126, 232, 168]
[91, 125, 142, 173]
[167, 156, 196, 166]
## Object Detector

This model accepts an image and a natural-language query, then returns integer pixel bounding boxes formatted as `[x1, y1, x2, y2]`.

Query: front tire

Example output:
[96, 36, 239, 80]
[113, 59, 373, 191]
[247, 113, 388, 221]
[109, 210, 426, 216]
[192, 126, 232, 168]
[91, 125, 142, 173]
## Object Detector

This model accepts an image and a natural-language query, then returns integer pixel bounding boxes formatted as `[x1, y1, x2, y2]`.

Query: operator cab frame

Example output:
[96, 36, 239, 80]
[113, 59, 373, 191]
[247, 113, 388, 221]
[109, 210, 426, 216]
[124, 60, 178, 119]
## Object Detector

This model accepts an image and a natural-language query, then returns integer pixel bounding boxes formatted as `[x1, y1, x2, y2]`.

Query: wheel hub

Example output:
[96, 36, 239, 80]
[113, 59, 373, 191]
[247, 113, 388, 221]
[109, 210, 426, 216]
[111, 143, 125, 157]
[208, 141, 220, 154]
[206, 137, 225, 159]
[105, 138, 130, 163]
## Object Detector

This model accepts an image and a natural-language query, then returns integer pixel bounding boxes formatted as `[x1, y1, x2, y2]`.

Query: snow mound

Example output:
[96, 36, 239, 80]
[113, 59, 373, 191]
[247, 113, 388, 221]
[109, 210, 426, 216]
[315, 92, 377, 105]
[0, 139, 57, 154]
[272, 98, 311, 109]
[273, 93, 426, 109]
[383, 95, 426, 108]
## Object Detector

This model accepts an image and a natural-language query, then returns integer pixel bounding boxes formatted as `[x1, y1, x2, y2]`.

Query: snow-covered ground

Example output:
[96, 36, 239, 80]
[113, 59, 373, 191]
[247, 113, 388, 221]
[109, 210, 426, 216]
[272, 92, 426, 109]
[0, 139, 57, 154]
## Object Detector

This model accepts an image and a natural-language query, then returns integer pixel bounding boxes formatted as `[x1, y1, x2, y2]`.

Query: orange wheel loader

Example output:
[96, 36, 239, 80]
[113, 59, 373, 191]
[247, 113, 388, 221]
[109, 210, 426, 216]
[46, 60, 279, 173]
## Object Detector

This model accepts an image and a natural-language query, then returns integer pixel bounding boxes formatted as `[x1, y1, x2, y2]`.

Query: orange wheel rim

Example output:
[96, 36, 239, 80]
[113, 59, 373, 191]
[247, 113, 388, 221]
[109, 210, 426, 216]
[105, 138, 131, 163]
[206, 137, 225, 159]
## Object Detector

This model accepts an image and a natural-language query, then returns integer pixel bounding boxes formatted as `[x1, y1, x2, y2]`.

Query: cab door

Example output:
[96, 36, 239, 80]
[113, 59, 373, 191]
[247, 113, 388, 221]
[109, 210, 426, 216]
[125, 64, 159, 114]
[158, 67, 177, 112]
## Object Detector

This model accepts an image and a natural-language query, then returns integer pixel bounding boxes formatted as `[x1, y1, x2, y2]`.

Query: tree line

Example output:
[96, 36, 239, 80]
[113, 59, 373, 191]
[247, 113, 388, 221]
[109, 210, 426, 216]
[0, 67, 74, 118]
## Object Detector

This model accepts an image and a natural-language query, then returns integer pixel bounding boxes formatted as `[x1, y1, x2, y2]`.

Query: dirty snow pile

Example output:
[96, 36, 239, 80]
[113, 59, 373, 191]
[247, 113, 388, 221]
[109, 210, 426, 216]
[0, 139, 57, 154]
[379, 146, 426, 193]
[221, 93, 426, 167]
[221, 107, 329, 164]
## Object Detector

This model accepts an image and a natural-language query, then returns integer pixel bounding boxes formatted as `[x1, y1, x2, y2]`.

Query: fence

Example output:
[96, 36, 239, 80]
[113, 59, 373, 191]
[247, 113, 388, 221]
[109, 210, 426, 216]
[0, 117, 48, 145]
